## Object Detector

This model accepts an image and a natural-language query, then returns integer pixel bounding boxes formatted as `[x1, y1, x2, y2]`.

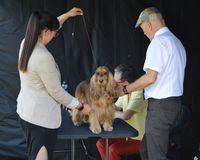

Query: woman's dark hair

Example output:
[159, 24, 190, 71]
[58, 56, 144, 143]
[114, 64, 138, 83]
[18, 11, 59, 72]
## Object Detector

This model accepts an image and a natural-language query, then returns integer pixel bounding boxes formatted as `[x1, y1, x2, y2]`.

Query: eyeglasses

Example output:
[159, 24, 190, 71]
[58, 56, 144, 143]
[115, 79, 125, 84]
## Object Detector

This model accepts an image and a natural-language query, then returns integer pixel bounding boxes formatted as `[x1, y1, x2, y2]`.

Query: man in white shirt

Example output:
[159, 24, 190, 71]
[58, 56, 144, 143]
[121, 7, 186, 160]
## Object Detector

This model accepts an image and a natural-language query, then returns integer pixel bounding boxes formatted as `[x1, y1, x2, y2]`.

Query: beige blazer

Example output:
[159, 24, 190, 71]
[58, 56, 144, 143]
[17, 41, 79, 129]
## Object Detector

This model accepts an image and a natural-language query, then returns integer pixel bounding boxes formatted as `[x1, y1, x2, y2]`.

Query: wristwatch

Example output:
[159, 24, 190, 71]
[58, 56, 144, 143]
[123, 85, 129, 94]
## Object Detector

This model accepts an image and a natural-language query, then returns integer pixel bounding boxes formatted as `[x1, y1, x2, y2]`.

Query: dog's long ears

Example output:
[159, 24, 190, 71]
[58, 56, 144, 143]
[106, 72, 116, 92]
[90, 74, 100, 99]
[90, 74, 98, 99]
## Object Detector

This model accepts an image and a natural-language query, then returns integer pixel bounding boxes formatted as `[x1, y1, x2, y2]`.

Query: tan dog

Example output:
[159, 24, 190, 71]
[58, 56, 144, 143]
[71, 66, 118, 134]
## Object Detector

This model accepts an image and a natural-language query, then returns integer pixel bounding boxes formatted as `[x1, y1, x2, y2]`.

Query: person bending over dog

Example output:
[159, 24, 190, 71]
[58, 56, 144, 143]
[118, 7, 186, 160]
[96, 64, 147, 160]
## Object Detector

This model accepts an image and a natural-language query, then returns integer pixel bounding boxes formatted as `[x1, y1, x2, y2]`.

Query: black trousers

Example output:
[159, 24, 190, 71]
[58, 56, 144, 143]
[140, 97, 181, 160]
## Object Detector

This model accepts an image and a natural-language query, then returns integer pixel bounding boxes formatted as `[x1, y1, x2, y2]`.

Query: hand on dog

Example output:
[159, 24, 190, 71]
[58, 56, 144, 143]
[82, 104, 92, 115]
[115, 85, 125, 97]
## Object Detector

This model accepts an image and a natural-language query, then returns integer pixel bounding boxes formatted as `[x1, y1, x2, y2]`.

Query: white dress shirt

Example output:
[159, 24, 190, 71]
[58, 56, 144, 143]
[143, 27, 186, 99]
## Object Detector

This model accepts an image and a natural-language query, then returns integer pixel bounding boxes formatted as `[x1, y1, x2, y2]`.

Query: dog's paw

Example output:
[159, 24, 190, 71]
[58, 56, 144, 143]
[103, 125, 113, 132]
[73, 122, 82, 126]
[90, 127, 102, 134]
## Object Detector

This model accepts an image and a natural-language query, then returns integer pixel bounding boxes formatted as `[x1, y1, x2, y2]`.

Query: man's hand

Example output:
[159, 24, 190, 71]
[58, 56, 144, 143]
[115, 85, 125, 97]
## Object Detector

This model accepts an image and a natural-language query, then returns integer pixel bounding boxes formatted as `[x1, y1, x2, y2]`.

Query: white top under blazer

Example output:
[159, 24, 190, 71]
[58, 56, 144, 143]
[143, 27, 186, 99]
[17, 40, 79, 129]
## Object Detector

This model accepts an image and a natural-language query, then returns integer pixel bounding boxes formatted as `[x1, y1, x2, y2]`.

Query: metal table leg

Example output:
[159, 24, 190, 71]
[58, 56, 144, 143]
[71, 139, 75, 160]
[105, 138, 109, 160]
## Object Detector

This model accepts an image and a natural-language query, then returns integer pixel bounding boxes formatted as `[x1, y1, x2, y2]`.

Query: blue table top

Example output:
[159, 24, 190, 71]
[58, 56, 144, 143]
[57, 110, 138, 139]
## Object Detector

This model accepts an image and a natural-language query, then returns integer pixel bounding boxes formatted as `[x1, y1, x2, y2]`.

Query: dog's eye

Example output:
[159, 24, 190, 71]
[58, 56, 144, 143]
[96, 72, 100, 76]
[104, 72, 107, 75]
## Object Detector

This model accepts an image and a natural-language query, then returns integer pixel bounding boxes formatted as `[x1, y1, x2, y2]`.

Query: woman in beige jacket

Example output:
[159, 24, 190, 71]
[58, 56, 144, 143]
[17, 7, 90, 160]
